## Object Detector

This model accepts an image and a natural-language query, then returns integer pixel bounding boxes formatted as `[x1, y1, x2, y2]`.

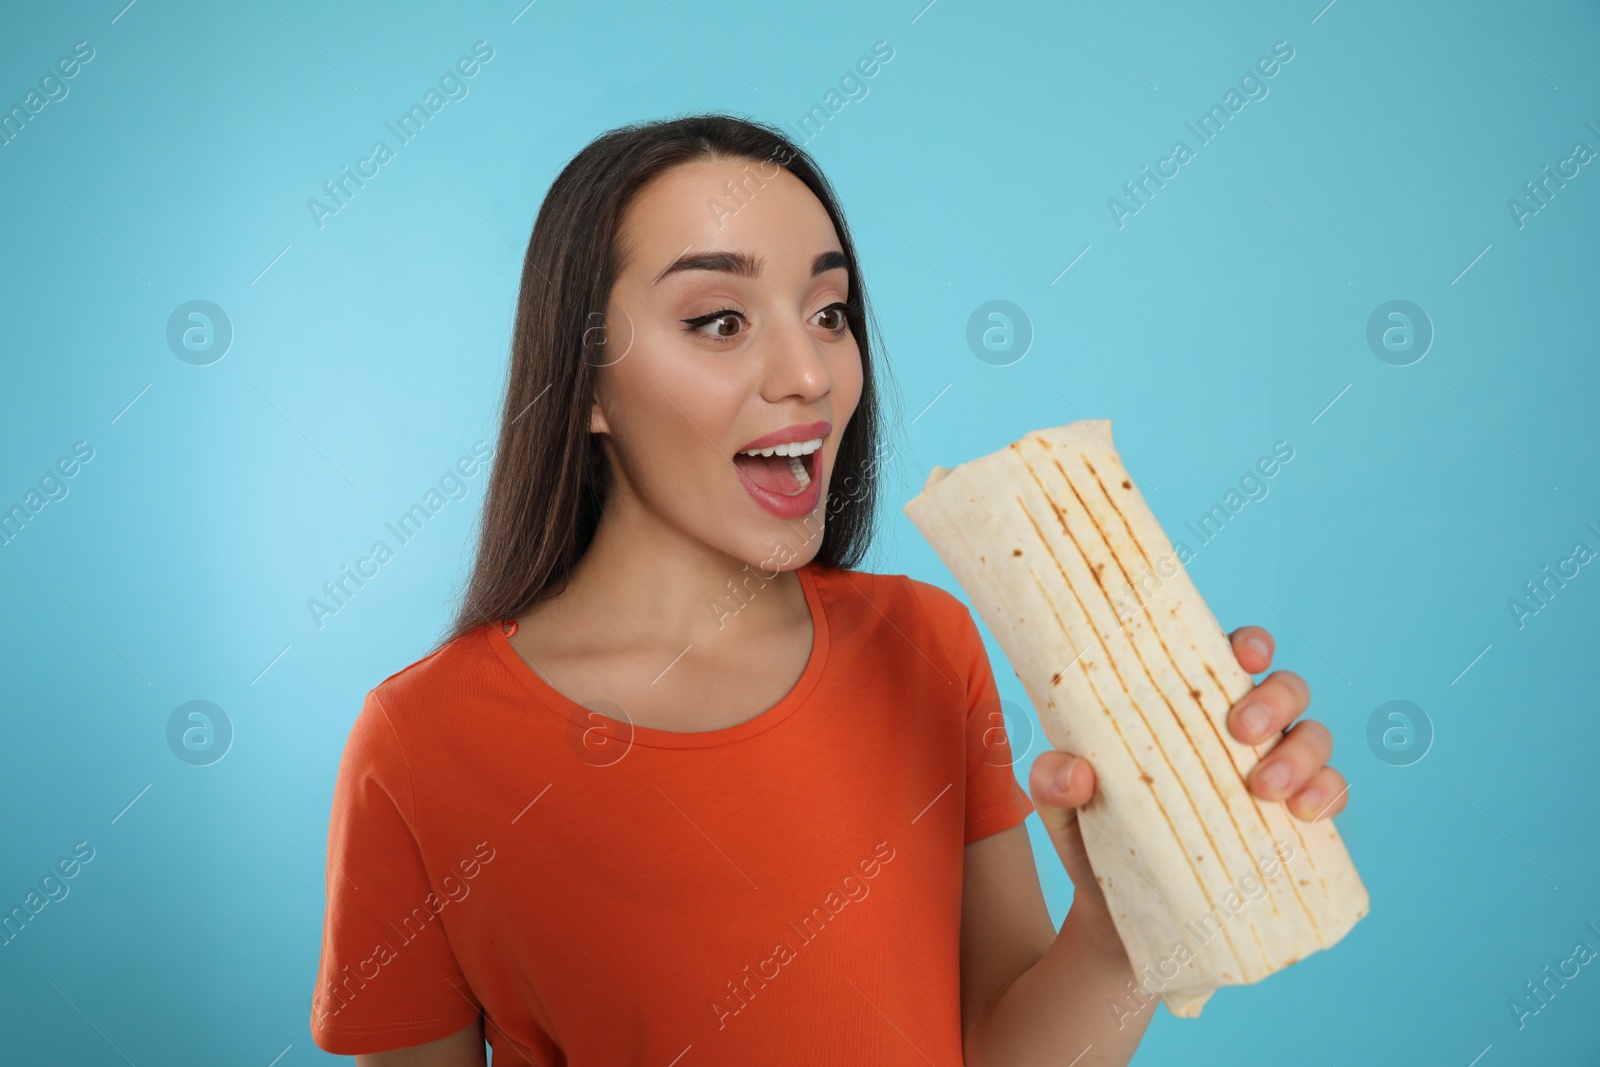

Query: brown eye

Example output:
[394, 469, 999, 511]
[681, 308, 747, 343]
[815, 302, 848, 333]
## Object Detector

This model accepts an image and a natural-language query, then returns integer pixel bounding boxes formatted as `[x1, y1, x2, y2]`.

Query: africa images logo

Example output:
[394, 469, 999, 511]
[305, 41, 495, 230]
[710, 839, 895, 1030]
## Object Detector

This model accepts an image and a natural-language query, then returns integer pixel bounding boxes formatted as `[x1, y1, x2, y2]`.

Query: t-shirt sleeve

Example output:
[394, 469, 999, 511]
[310, 689, 483, 1054]
[913, 583, 1037, 844]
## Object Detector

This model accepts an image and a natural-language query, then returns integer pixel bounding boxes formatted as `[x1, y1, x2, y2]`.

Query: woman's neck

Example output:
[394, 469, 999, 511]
[534, 492, 811, 657]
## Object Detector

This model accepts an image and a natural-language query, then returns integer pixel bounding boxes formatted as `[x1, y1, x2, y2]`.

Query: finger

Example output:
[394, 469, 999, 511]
[1229, 626, 1275, 675]
[1248, 719, 1333, 802]
[1227, 669, 1310, 745]
[1028, 750, 1098, 817]
[1026, 752, 1104, 897]
[1286, 765, 1349, 822]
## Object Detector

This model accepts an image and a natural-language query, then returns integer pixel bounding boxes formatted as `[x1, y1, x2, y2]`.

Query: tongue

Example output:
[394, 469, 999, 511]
[735, 452, 804, 496]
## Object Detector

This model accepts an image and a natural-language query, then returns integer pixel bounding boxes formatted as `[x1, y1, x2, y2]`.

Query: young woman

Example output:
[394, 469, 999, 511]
[310, 114, 1347, 1066]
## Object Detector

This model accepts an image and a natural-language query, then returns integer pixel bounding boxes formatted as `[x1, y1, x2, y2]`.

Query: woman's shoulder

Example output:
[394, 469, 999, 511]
[807, 562, 974, 638]
[362, 621, 500, 730]
[808, 559, 963, 605]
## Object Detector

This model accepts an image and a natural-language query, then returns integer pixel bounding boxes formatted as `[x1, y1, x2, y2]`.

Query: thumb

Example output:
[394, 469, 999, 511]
[1027, 751, 1102, 899]
[1027, 750, 1096, 835]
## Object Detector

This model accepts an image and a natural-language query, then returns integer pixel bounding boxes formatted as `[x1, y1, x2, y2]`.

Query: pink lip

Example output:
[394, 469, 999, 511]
[736, 420, 831, 454]
[732, 419, 830, 520]
[735, 453, 824, 519]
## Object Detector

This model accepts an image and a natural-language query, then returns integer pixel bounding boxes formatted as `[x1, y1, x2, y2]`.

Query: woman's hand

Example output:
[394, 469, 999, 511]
[1026, 625, 1348, 915]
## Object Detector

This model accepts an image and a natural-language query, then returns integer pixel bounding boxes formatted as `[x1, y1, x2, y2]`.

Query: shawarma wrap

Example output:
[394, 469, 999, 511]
[903, 419, 1368, 1017]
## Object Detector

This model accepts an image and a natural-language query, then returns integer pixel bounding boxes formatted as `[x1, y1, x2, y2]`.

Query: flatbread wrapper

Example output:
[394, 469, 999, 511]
[902, 419, 1368, 1017]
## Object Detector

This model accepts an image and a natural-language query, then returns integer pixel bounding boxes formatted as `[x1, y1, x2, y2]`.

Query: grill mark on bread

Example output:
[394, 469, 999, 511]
[1213, 665, 1324, 893]
[1088, 460, 1324, 934]
[906, 421, 1367, 999]
[1062, 457, 1285, 926]
[1015, 479, 1249, 969]
[1077, 454, 1323, 936]
[1045, 455, 1290, 940]
[1019, 540, 1163, 813]
[1086, 455, 1326, 929]
[1016, 504, 1220, 941]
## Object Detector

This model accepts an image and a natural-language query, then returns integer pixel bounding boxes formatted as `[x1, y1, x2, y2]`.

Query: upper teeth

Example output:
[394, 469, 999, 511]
[740, 437, 823, 458]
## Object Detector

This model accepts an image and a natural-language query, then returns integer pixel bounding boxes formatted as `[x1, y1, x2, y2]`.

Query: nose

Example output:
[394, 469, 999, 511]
[759, 311, 833, 405]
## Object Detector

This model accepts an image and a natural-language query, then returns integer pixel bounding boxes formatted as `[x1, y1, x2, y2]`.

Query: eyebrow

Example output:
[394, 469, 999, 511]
[651, 248, 849, 285]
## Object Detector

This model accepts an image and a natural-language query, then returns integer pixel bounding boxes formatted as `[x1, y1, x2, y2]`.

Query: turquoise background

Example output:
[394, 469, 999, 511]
[2, 0, 1597, 1063]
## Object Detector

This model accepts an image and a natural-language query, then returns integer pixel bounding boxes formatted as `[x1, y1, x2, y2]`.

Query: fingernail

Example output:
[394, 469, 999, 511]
[1260, 762, 1290, 791]
[1054, 757, 1078, 796]
[1299, 787, 1322, 811]
[1246, 637, 1270, 662]
[1238, 703, 1269, 739]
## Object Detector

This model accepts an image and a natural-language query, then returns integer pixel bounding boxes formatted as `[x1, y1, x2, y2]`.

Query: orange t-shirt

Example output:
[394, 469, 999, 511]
[310, 561, 1036, 1063]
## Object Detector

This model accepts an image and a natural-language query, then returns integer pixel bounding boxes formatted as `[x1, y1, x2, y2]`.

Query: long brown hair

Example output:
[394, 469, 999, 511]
[436, 113, 899, 651]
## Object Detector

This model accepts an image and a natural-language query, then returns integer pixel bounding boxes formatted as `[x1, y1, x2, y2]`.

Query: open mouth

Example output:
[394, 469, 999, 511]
[732, 437, 822, 498]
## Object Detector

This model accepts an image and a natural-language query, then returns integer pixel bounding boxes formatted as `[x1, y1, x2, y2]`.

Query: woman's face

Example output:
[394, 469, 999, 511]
[591, 156, 864, 572]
